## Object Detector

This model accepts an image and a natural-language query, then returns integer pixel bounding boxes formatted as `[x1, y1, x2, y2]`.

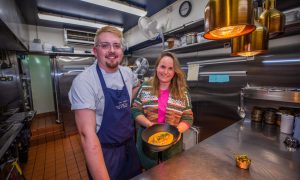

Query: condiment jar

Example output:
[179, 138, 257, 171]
[251, 106, 264, 122]
[186, 32, 197, 45]
[166, 38, 175, 49]
[263, 108, 277, 125]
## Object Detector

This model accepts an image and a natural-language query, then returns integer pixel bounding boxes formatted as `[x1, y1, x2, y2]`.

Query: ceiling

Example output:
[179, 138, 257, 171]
[3, 0, 300, 52]
[15, 0, 300, 33]
[15, 0, 177, 33]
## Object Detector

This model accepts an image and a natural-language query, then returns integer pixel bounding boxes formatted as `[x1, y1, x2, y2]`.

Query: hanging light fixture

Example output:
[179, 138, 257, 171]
[259, 0, 285, 36]
[231, 3, 269, 57]
[203, 0, 256, 40]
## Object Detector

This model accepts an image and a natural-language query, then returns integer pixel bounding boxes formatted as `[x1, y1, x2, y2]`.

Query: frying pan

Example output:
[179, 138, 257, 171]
[141, 123, 180, 153]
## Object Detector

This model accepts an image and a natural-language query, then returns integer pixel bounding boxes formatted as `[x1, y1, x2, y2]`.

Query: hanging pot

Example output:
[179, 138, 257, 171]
[141, 124, 180, 154]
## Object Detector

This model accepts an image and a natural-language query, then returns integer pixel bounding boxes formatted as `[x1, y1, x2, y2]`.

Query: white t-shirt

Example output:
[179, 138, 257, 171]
[68, 62, 138, 132]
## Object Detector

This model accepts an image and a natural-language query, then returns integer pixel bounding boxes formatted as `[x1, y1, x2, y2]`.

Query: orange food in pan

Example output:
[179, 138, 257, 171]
[148, 132, 174, 146]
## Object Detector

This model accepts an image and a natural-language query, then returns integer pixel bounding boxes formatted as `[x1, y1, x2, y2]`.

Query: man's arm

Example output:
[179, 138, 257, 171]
[132, 80, 141, 100]
[75, 109, 110, 180]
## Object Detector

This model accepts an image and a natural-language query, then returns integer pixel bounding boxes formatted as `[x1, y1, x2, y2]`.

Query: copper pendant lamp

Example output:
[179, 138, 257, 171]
[231, 5, 269, 57]
[259, 0, 285, 36]
[203, 0, 256, 40]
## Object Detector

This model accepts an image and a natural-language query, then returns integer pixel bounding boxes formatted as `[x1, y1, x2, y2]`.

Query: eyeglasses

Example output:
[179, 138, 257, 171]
[95, 42, 123, 50]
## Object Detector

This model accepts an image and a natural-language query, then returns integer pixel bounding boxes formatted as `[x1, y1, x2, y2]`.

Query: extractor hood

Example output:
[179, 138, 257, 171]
[0, 0, 28, 51]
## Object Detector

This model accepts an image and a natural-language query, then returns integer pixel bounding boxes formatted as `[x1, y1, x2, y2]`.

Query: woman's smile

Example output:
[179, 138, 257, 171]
[156, 56, 175, 84]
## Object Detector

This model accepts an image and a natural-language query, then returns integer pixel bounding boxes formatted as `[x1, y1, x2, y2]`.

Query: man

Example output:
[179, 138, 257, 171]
[69, 26, 141, 180]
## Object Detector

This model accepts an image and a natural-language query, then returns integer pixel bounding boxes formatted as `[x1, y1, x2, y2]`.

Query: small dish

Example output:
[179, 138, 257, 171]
[235, 154, 251, 170]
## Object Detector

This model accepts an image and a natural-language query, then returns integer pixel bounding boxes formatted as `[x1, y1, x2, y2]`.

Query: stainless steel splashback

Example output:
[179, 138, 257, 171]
[51, 54, 95, 135]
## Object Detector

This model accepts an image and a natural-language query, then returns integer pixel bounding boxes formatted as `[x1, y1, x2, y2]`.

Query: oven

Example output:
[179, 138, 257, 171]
[0, 111, 35, 179]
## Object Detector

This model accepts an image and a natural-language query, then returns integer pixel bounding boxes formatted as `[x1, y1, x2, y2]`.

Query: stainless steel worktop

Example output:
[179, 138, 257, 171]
[132, 119, 300, 180]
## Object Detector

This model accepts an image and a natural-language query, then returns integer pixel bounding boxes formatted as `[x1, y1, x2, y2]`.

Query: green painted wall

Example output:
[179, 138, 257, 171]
[28, 55, 55, 114]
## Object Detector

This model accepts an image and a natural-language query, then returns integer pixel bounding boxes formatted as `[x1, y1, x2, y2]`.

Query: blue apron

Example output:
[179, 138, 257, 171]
[91, 65, 141, 180]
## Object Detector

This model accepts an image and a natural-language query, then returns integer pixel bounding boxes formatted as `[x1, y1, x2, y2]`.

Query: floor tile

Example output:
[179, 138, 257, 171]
[23, 115, 87, 180]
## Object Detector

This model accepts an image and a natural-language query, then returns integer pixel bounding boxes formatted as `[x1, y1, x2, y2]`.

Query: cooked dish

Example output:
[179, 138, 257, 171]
[235, 154, 251, 170]
[148, 132, 174, 146]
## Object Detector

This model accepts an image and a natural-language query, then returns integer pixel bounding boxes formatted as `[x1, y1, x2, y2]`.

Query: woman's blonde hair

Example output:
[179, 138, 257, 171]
[94, 26, 124, 47]
[150, 52, 187, 99]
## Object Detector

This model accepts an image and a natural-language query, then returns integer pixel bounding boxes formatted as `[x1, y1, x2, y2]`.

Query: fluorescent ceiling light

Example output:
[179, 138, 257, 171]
[81, 0, 147, 16]
[38, 12, 123, 31]
[263, 59, 300, 64]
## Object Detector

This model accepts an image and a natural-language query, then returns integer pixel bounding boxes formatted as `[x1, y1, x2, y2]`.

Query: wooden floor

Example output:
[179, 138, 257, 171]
[22, 114, 88, 180]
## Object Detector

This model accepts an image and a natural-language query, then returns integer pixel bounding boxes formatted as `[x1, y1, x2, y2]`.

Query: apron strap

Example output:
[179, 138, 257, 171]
[96, 64, 126, 91]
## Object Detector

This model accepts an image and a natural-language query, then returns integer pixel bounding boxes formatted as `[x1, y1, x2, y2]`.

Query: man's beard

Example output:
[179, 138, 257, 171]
[106, 61, 119, 69]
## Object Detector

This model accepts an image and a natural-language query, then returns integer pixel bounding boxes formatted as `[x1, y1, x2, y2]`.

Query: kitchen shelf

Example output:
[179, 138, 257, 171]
[164, 19, 204, 38]
[164, 39, 230, 54]
[242, 87, 300, 104]
[131, 7, 300, 53]
[163, 12, 300, 54]
[163, 19, 229, 54]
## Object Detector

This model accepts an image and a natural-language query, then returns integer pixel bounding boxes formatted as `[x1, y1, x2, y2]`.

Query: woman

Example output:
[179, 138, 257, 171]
[132, 52, 194, 169]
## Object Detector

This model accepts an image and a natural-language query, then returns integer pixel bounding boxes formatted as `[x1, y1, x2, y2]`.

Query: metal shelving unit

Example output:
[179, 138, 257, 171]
[165, 39, 229, 54]
[242, 86, 300, 104]
[163, 9, 300, 54]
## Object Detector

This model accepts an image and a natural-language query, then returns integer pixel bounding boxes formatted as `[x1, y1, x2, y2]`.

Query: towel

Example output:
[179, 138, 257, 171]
[209, 74, 230, 83]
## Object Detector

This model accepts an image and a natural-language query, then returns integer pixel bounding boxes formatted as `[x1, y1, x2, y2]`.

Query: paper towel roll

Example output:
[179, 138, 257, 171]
[293, 116, 300, 140]
[280, 114, 294, 134]
[187, 64, 199, 81]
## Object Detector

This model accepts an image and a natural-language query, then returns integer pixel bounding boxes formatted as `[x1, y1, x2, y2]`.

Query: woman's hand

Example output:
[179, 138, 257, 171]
[177, 122, 190, 133]
[147, 121, 154, 127]
[135, 114, 154, 128]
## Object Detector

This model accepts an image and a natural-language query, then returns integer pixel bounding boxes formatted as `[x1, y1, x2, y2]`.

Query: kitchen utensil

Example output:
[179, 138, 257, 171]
[237, 90, 246, 119]
[237, 106, 246, 119]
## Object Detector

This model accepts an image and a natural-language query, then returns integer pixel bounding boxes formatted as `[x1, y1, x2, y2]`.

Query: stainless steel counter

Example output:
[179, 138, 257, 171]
[132, 119, 300, 180]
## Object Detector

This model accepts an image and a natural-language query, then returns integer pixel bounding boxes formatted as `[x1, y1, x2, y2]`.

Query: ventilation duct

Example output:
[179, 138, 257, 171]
[64, 29, 95, 46]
